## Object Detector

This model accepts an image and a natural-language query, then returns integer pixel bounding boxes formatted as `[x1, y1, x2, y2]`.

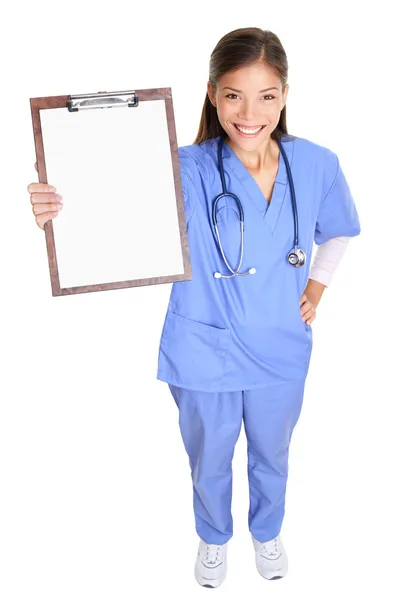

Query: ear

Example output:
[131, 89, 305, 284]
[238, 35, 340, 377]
[282, 83, 289, 110]
[207, 81, 216, 107]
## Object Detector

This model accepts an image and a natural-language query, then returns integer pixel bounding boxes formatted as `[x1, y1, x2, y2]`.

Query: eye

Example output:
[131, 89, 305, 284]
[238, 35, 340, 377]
[225, 93, 275, 100]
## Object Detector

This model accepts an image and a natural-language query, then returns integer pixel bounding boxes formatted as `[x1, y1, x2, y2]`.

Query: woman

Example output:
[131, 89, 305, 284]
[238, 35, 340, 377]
[28, 28, 360, 588]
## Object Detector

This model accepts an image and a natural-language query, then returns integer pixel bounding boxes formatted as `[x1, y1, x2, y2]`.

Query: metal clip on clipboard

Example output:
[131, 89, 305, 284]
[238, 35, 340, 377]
[67, 90, 139, 112]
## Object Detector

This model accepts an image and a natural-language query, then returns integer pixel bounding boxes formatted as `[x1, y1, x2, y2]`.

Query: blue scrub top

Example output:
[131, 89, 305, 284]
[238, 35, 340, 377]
[157, 135, 361, 392]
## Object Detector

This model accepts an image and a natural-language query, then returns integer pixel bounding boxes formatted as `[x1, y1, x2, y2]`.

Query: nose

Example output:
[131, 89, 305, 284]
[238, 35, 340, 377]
[237, 101, 257, 122]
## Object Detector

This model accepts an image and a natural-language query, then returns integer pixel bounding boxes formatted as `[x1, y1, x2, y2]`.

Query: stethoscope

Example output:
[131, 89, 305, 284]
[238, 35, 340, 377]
[213, 135, 306, 279]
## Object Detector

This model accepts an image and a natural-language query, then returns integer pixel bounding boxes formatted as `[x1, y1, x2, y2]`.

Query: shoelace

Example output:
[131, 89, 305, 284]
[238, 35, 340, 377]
[205, 544, 222, 564]
[262, 536, 280, 557]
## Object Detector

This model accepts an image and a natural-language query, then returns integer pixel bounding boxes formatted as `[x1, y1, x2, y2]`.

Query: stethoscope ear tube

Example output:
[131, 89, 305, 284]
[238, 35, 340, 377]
[214, 267, 257, 279]
[212, 191, 244, 227]
[278, 137, 299, 250]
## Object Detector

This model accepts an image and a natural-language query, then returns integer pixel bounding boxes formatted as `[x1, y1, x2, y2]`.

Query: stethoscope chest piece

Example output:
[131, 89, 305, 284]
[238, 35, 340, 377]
[287, 247, 306, 267]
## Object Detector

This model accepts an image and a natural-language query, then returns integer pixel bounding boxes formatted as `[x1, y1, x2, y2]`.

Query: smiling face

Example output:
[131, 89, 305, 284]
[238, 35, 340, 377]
[207, 61, 289, 155]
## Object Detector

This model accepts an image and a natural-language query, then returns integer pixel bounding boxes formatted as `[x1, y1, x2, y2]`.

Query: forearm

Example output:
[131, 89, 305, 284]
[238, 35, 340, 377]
[305, 236, 351, 307]
[304, 278, 326, 308]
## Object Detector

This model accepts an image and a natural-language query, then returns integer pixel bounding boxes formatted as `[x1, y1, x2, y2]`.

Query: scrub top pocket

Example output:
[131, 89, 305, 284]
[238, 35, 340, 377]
[158, 310, 232, 390]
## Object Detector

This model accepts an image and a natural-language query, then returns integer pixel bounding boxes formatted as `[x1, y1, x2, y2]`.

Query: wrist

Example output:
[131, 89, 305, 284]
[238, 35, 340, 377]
[304, 278, 326, 308]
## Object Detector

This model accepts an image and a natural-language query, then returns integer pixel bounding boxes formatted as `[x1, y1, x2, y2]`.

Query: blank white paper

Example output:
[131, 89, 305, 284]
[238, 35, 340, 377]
[39, 99, 184, 289]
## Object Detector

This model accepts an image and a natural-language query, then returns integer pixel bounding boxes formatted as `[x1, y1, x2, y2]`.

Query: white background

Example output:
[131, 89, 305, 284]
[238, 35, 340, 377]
[1, 1, 399, 598]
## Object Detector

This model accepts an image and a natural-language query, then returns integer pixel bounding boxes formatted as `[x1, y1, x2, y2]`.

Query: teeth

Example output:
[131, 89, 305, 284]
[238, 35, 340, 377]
[236, 125, 263, 134]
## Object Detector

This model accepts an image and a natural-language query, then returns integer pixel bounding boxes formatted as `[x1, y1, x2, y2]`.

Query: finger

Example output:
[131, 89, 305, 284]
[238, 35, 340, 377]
[302, 307, 315, 322]
[27, 182, 56, 194]
[32, 202, 63, 216]
[299, 293, 307, 306]
[35, 211, 59, 230]
[300, 301, 313, 317]
[305, 313, 316, 325]
[34, 162, 38, 172]
[30, 192, 62, 205]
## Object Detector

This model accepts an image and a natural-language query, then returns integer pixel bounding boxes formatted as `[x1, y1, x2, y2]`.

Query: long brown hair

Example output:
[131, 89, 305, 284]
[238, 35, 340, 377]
[193, 28, 294, 145]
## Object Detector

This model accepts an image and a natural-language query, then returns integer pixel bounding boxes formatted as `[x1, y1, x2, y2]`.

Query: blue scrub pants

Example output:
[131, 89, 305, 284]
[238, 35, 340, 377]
[168, 380, 306, 545]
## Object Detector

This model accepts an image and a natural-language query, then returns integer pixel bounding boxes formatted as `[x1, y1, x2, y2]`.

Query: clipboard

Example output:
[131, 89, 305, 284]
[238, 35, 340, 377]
[30, 88, 192, 296]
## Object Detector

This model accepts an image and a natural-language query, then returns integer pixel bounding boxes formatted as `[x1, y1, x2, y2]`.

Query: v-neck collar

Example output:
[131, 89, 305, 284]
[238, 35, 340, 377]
[215, 135, 294, 235]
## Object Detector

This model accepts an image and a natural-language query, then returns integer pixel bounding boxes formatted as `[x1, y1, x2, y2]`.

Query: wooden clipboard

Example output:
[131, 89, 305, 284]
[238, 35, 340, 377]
[30, 88, 192, 296]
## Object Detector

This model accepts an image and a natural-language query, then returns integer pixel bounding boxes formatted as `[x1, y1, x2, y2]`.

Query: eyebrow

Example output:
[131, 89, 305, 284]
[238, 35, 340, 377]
[222, 86, 279, 93]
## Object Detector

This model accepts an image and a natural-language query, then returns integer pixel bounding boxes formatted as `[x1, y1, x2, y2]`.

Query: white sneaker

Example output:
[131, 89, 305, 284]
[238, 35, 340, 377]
[194, 539, 227, 588]
[252, 534, 288, 580]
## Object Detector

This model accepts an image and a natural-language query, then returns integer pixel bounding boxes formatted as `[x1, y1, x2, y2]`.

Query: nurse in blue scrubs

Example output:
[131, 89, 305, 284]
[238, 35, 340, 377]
[157, 27, 361, 587]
